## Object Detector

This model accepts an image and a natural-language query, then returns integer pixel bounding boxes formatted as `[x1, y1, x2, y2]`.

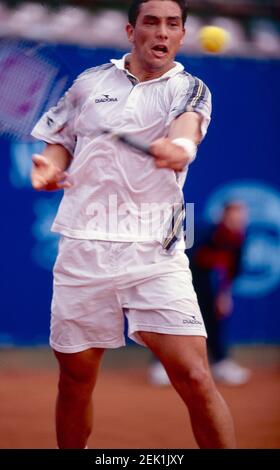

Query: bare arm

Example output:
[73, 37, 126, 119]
[150, 112, 203, 171]
[168, 111, 202, 144]
[31, 144, 73, 191]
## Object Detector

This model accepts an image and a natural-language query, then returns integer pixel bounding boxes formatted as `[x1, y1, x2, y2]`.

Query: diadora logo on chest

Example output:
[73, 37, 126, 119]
[95, 94, 118, 104]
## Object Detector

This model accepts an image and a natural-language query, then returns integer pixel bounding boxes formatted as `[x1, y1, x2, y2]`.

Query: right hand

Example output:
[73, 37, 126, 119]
[150, 138, 191, 172]
[31, 154, 72, 191]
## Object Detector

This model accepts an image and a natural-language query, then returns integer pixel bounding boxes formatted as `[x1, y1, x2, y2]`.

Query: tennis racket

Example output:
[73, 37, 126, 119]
[0, 38, 72, 142]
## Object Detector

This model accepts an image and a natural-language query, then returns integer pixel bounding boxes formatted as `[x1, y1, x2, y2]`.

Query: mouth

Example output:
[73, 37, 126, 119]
[151, 44, 169, 57]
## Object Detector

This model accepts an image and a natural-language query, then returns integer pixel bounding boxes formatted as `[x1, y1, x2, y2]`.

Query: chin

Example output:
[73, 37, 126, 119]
[148, 57, 171, 70]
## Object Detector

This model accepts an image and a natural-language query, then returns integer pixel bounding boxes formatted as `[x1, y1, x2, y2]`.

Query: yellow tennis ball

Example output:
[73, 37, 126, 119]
[199, 26, 230, 53]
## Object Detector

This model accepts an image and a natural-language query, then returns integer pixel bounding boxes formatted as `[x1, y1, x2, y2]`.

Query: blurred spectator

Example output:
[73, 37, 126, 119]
[250, 18, 280, 56]
[0, 1, 279, 57]
[190, 201, 251, 385]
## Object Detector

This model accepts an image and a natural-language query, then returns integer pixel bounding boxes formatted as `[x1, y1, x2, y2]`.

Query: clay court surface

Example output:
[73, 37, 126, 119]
[0, 346, 279, 449]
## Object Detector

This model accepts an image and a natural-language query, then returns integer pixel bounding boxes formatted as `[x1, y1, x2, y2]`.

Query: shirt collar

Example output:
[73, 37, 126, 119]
[111, 53, 184, 82]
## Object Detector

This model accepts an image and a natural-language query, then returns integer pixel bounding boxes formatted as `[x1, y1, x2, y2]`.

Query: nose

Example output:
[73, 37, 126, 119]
[156, 22, 168, 39]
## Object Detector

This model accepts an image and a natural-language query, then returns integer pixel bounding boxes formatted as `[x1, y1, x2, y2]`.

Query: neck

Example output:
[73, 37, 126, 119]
[125, 53, 175, 82]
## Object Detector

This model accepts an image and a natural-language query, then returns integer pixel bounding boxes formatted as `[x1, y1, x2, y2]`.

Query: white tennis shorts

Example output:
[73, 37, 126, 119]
[50, 237, 207, 353]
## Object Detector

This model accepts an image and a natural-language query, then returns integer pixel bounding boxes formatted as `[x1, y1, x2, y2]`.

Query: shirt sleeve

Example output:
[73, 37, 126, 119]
[31, 79, 79, 156]
[167, 74, 212, 140]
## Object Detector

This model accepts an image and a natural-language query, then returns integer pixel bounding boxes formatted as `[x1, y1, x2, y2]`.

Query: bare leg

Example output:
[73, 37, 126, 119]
[139, 333, 236, 449]
[53, 347, 105, 449]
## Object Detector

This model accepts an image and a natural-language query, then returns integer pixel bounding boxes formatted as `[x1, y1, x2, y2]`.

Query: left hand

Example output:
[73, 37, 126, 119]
[31, 154, 72, 191]
[150, 137, 191, 171]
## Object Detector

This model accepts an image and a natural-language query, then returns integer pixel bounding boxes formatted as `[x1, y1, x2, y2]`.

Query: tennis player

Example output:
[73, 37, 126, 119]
[31, 0, 236, 448]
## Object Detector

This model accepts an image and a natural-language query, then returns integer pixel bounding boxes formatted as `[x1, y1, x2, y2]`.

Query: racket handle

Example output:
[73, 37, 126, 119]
[100, 127, 153, 156]
[116, 133, 153, 156]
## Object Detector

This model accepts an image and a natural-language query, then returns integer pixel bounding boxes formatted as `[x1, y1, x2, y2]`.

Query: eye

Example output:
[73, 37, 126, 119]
[169, 22, 180, 28]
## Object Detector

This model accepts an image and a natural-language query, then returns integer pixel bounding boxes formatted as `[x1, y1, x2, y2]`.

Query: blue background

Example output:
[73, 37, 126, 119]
[1, 42, 280, 346]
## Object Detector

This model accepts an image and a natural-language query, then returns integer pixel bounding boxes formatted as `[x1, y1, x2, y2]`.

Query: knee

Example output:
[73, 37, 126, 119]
[59, 364, 94, 386]
[58, 367, 95, 403]
[169, 362, 213, 397]
[187, 365, 213, 394]
[55, 354, 101, 400]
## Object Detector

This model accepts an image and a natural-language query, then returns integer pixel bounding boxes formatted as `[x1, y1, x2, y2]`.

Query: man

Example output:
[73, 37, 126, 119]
[190, 201, 251, 385]
[31, 0, 236, 448]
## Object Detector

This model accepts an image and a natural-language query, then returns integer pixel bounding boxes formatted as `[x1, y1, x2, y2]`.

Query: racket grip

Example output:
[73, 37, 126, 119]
[117, 134, 153, 156]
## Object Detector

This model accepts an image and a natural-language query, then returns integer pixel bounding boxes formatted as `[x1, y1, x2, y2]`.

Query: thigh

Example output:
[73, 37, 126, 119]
[139, 333, 215, 402]
[138, 332, 209, 372]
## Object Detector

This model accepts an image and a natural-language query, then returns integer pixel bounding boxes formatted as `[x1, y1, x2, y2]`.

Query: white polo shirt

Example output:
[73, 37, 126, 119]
[31, 54, 211, 244]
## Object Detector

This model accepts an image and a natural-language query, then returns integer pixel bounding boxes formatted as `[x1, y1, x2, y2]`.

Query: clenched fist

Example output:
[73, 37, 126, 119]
[150, 137, 193, 171]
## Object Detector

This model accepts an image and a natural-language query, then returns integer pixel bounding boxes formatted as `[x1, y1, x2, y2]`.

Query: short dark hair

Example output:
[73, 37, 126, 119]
[128, 0, 189, 27]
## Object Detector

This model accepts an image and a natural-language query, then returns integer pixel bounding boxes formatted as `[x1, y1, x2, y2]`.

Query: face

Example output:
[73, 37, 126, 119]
[223, 204, 248, 232]
[126, 1, 185, 74]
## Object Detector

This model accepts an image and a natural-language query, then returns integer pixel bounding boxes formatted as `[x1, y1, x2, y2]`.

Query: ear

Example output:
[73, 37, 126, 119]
[179, 27, 186, 46]
[126, 23, 135, 44]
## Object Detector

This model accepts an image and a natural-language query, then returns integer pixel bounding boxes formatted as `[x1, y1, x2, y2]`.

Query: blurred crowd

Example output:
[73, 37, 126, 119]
[0, 1, 279, 57]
